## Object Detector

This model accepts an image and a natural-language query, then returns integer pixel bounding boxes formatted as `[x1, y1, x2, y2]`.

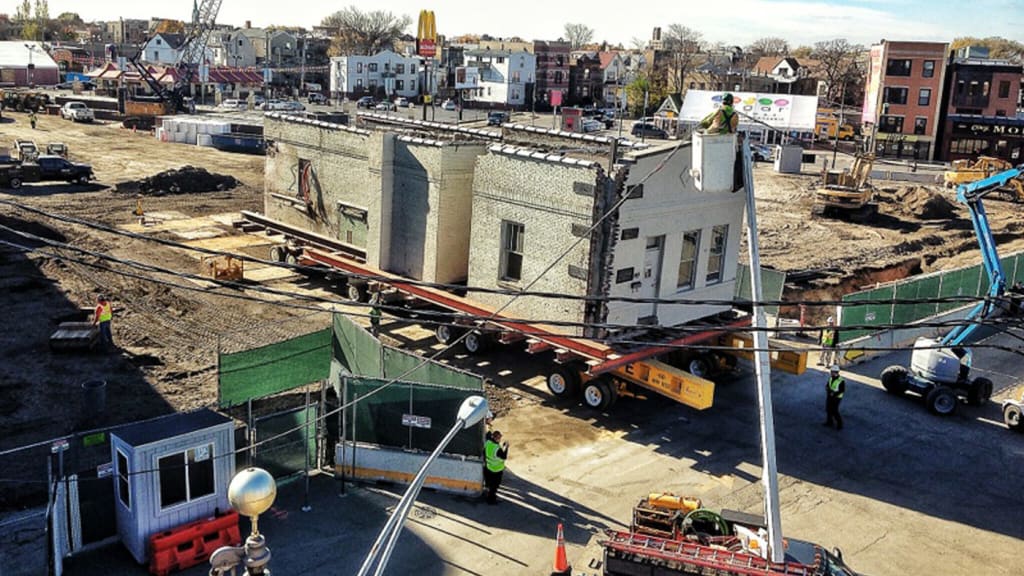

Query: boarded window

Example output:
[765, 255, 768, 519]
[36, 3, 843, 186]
[117, 450, 130, 510]
[706, 225, 728, 284]
[616, 267, 634, 284]
[500, 221, 524, 282]
[677, 230, 700, 289]
[621, 227, 639, 240]
[625, 184, 644, 199]
[573, 181, 595, 196]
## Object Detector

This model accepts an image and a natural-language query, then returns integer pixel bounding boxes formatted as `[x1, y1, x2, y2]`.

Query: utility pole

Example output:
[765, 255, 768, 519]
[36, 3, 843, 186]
[832, 82, 845, 169]
[299, 35, 306, 93]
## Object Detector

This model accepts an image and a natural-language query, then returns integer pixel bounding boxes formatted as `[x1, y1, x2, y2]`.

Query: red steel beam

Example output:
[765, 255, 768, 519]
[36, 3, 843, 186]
[303, 248, 613, 361]
[588, 318, 752, 376]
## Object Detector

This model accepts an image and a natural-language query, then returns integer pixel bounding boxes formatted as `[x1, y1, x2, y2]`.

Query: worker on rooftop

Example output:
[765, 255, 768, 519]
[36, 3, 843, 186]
[699, 93, 739, 135]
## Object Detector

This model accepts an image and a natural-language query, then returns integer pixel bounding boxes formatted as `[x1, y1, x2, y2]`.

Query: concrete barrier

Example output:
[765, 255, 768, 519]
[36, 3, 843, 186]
[839, 305, 973, 365]
[335, 441, 483, 496]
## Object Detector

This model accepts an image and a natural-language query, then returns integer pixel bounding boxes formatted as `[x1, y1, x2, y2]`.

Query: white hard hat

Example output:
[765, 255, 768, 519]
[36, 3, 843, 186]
[827, 316, 834, 323]
[830, 365, 840, 372]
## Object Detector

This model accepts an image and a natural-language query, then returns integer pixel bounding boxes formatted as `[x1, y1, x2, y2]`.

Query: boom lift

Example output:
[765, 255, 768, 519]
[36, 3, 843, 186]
[879, 165, 1024, 415]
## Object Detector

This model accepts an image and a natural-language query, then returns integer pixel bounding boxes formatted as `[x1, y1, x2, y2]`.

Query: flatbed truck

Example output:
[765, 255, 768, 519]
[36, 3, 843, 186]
[235, 210, 808, 412]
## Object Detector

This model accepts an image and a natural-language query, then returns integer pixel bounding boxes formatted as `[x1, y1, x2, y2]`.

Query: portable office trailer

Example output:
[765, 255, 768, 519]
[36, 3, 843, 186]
[110, 409, 235, 563]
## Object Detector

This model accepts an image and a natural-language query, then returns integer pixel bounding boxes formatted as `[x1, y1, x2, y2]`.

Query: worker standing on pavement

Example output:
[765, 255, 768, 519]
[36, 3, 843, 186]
[483, 430, 509, 505]
[819, 316, 838, 366]
[368, 288, 382, 336]
[28, 109, 37, 129]
[699, 93, 739, 134]
[823, 365, 845, 430]
[93, 294, 114, 350]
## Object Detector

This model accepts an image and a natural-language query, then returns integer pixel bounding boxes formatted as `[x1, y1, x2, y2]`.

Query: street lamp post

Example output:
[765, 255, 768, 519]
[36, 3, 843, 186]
[24, 44, 37, 87]
[357, 396, 489, 576]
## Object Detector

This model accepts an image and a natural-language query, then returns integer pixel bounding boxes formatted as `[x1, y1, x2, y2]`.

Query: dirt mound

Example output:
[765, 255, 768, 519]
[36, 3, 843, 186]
[114, 166, 239, 195]
[892, 186, 959, 220]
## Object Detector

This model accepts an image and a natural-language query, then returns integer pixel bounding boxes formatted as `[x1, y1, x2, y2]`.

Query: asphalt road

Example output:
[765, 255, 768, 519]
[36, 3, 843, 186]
[62, 324, 1024, 576]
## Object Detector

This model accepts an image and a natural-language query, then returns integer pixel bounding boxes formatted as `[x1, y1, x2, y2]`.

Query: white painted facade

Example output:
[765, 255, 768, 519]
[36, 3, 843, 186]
[140, 33, 183, 65]
[462, 51, 536, 107]
[209, 30, 257, 67]
[605, 138, 744, 327]
[330, 50, 422, 99]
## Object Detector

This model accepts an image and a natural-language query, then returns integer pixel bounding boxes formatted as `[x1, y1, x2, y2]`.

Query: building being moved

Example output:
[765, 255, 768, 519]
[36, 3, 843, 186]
[263, 112, 745, 335]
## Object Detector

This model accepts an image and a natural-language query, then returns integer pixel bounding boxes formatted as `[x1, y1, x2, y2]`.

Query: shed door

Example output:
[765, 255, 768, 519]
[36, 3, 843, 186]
[641, 236, 664, 320]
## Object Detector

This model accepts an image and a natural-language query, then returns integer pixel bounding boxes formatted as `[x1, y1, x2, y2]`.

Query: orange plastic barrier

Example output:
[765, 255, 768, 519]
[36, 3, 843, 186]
[149, 510, 241, 576]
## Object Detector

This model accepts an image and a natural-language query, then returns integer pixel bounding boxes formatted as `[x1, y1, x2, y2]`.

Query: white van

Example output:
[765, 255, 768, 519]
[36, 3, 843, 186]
[220, 99, 245, 110]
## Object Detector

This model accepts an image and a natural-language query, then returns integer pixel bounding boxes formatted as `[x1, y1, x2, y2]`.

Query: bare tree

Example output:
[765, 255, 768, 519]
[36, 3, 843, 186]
[630, 37, 647, 51]
[564, 23, 594, 50]
[661, 24, 704, 94]
[748, 37, 790, 57]
[321, 6, 412, 56]
[811, 39, 865, 104]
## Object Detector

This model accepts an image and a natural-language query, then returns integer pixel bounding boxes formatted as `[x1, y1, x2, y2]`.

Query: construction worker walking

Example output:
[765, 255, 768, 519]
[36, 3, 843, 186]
[823, 365, 845, 430]
[699, 93, 739, 134]
[28, 109, 37, 130]
[819, 316, 838, 366]
[93, 294, 114, 351]
[483, 430, 509, 505]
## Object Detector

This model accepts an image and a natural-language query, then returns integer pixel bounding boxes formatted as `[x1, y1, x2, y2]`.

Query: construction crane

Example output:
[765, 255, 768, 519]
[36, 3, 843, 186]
[128, 0, 224, 113]
[880, 165, 1024, 415]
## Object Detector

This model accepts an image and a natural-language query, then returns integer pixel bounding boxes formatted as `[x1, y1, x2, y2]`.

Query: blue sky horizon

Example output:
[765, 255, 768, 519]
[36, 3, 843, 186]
[4, 0, 1022, 48]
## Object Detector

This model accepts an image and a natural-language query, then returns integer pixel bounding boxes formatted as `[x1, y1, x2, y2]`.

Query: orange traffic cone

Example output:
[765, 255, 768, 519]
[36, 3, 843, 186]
[552, 523, 571, 575]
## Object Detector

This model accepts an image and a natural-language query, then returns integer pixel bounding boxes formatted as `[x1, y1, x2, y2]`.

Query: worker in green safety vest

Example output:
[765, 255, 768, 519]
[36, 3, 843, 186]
[92, 293, 114, 351]
[699, 93, 739, 134]
[819, 316, 838, 366]
[483, 430, 509, 505]
[823, 365, 845, 430]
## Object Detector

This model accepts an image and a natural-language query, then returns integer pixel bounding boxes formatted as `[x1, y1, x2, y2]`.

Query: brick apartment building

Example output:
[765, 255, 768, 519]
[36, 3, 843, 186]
[862, 41, 948, 160]
[936, 47, 1023, 163]
[533, 40, 570, 109]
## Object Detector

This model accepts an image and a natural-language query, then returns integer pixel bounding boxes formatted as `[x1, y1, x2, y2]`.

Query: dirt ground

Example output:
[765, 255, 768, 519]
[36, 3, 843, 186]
[2, 109, 1022, 463]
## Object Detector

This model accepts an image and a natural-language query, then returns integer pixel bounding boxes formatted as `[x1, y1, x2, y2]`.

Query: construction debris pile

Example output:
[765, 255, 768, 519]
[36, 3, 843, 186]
[885, 186, 960, 220]
[114, 166, 239, 196]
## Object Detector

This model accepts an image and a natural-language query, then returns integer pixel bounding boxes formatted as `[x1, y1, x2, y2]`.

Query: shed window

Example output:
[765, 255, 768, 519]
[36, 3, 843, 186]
[677, 230, 700, 290]
[158, 444, 215, 509]
[500, 221, 524, 282]
[706, 225, 728, 284]
[117, 449, 131, 510]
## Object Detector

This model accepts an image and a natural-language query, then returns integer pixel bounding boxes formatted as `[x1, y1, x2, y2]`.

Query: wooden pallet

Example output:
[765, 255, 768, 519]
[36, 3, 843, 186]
[49, 322, 98, 352]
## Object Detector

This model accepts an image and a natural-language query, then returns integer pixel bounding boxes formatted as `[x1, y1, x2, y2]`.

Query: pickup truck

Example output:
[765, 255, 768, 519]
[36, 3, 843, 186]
[0, 155, 95, 189]
[60, 101, 95, 122]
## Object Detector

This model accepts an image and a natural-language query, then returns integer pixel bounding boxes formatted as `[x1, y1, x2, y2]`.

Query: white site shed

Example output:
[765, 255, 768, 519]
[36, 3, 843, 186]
[110, 409, 235, 563]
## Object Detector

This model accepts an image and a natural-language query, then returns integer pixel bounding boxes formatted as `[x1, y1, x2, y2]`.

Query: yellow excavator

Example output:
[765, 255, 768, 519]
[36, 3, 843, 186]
[943, 156, 1023, 202]
[811, 153, 877, 220]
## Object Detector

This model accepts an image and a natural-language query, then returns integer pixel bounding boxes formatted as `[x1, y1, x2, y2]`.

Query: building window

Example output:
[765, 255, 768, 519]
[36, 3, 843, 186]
[922, 60, 935, 78]
[554, 71, 563, 84]
[879, 115, 904, 133]
[356, 62, 363, 73]
[998, 80, 1010, 98]
[497, 56, 504, 63]
[886, 59, 912, 76]
[396, 64, 405, 74]
[677, 230, 700, 290]
[500, 221, 524, 282]
[706, 225, 727, 284]
[368, 63, 378, 72]
[152, 51, 158, 61]
[621, 227, 639, 240]
[356, 79, 363, 88]
[158, 444, 215, 509]
[883, 87, 908, 105]
[616, 268, 634, 284]
[511, 71, 520, 82]
[914, 117, 927, 135]
[396, 79, 404, 90]
[117, 449, 130, 510]
[369, 80, 377, 89]
[918, 88, 931, 107]
[411, 80, 416, 91]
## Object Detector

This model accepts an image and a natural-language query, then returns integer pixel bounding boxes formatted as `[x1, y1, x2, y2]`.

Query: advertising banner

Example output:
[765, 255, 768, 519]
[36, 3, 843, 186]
[679, 90, 818, 130]
[862, 44, 883, 125]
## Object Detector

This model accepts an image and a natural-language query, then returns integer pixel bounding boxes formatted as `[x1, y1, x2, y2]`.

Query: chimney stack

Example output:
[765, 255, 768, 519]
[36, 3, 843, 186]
[245, 20, 251, 29]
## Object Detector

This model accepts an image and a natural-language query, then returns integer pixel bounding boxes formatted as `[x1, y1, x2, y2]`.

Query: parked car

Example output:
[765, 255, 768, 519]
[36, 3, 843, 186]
[373, 101, 396, 111]
[581, 118, 604, 133]
[356, 96, 376, 108]
[631, 123, 668, 139]
[220, 99, 245, 110]
[751, 143, 774, 162]
[278, 100, 305, 111]
[60, 101, 94, 122]
[395, 97, 410, 108]
[0, 155, 94, 189]
[308, 93, 328, 105]
[56, 80, 95, 91]
[441, 99, 457, 111]
[487, 111, 509, 126]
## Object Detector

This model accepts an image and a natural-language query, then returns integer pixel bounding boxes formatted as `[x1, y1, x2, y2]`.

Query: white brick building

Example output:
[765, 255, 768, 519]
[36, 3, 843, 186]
[461, 50, 536, 107]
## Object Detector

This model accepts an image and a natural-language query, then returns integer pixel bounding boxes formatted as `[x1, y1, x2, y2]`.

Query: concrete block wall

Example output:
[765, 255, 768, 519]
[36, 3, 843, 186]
[605, 143, 744, 327]
[469, 146, 601, 332]
[436, 143, 487, 283]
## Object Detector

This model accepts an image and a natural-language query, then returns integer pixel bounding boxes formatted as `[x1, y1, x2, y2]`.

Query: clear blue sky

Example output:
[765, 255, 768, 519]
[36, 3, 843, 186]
[5, 0, 1022, 48]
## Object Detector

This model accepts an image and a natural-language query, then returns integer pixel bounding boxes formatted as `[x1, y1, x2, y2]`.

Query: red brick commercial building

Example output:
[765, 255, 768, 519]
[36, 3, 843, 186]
[936, 48, 1023, 163]
[533, 40, 570, 110]
[862, 41, 948, 160]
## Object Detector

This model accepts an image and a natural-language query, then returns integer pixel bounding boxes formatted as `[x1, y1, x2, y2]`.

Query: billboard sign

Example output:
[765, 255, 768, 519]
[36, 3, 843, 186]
[862, 44, 883, 125]
[550, 90, 563, 107]
[679, 90, 818, 130]
[417, 10, 438, 58]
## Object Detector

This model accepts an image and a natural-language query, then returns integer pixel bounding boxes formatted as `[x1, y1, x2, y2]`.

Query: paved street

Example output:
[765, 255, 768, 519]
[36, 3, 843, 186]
[62, 325, 1024, 576]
